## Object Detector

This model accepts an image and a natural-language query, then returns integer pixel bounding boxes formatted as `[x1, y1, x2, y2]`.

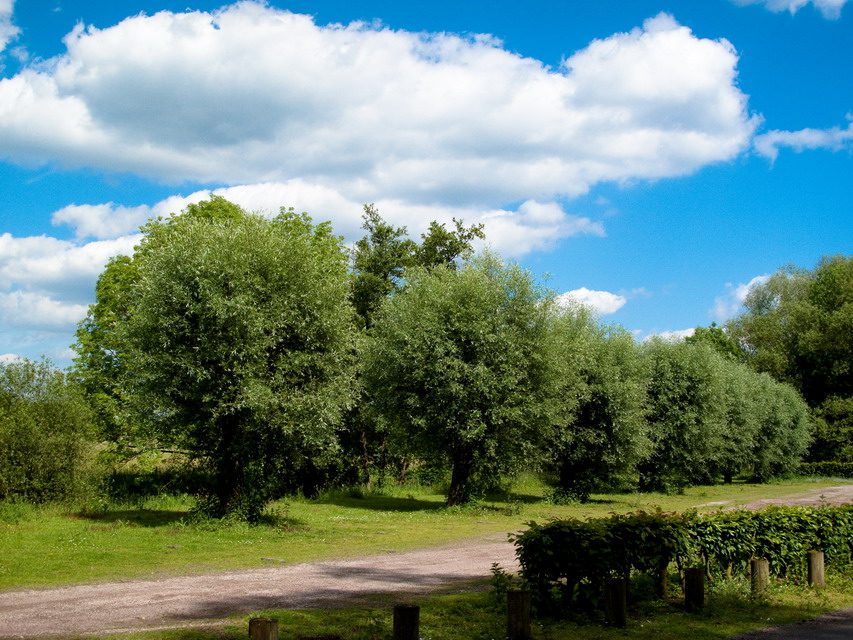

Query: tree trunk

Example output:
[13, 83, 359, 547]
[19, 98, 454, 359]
[446, 448, 474, 506]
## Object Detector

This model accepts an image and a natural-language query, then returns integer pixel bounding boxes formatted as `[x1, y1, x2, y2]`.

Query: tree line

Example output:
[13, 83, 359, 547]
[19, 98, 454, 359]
[1, 197, 848, 519]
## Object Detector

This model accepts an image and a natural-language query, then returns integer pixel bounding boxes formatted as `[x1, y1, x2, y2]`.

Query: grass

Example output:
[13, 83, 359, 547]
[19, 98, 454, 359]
[0, 475, 849, 591]
[69, 567, 853, 639]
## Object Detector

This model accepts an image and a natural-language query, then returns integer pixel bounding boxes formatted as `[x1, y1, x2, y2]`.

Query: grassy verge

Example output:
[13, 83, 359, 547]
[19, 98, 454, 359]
[0, 476, 849, 591]
[72, 568, 853, 639]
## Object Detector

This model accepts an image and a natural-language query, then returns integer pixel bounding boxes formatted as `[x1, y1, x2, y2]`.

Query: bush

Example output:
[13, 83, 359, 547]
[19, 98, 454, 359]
[0, 359, 93, 502]
[799, 461, 853, 478]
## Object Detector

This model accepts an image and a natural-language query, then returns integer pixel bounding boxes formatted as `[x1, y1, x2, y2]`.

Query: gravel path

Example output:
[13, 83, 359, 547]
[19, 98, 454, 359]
[1, 484, 851, 639]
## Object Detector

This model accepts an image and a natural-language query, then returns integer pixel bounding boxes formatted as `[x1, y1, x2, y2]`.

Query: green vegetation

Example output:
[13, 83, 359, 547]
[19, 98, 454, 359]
[1, 476, 849, 591]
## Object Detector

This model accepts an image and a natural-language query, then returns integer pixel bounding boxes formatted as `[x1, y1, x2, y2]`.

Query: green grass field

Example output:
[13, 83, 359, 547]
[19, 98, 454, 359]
[1, 475, 849, 591]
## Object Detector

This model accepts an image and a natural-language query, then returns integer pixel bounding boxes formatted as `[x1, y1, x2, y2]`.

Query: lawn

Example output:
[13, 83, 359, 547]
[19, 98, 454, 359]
[1, 475, 849, 591]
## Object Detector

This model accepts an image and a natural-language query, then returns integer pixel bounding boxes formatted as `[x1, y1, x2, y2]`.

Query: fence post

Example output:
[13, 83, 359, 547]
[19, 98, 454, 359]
[393, 604, 419, 640]
[807, 550, 826, 588]
[507, 589, 532, 640]
[249, 617, 279, 640]
[605, 577, 627, 627]
[750, 558, 769, 594]
[683, 568, 705, 612]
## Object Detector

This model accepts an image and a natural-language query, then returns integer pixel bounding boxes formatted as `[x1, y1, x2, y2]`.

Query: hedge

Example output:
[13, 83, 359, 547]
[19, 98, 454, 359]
[512, 504, 853, 612]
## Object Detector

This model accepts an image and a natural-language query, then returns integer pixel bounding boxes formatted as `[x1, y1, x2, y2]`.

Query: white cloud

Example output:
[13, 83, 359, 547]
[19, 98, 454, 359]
[556, 287, 627, 315]
[754, 116, 853, 161]
[0, 5, 755, 206]
[711, 274, 770, 322]
[730, 0, 849, 19]
[645, 328, 696, 342]
[0, 291, 88, 330]
[0, 352, 21, 363]
[0, 0, 19, 54]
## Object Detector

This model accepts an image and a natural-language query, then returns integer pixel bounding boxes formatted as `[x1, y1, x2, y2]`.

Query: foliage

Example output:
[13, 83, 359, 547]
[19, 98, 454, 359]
[686, 322, 747, 362]
[727, 254, 853, 413]
[0, 358, 93, 502]
[364, 253, 562, 505]
[807, 395, 853, 463]
[548, 311, 650, 501]
[638, 339, 729, 492]
[71, 195, 253, 449]
[116, 206, 357, 520]
[513, 504, 853, 615]
[799, 461, 853, 478]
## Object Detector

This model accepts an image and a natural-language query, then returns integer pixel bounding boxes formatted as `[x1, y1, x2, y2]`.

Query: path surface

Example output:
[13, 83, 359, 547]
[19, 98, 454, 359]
[1, 484, 851, 639]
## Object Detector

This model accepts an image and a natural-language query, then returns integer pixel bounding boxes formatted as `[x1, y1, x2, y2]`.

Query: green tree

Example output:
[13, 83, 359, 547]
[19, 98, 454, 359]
[638, 339, 729, 492]
[727, 255, 853, 406]
[71, 195, 252, 449]
[548, 311, 649, 501]
[686, 322, 746, 363]
[364, 253, 560, 505]
[0, 359, 93, 502]
[122, 211, 356, 519]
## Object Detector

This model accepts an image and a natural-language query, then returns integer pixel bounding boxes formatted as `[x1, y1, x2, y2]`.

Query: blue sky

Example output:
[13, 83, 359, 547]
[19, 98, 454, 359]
[0, 0, 851, 367]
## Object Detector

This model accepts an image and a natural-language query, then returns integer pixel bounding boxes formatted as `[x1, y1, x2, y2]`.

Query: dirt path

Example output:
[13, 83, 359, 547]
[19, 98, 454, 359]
[1, 485, 851, 639]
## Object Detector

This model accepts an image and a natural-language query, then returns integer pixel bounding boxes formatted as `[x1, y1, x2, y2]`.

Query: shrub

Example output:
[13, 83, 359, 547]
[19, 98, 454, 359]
[0, 359, 93, 502]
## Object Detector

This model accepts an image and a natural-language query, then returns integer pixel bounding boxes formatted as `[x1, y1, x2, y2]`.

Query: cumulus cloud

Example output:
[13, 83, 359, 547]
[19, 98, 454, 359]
[0, 291, 88, 330]
[711, 274, 770, 322]
[730, 0, 849, 19]
[0, 0, 19, 54]
[645, 328, 696, 341]
[0, 5, 755, 205]
[556, 287, 627, 315]
[754, 116, 853, 161]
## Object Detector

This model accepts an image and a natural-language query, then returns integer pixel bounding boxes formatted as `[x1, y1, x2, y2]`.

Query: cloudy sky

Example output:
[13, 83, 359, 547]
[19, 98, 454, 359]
[0, 0, 851, 365]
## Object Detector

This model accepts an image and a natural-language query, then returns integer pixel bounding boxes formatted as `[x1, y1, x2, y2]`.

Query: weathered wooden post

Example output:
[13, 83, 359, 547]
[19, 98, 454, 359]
[507, 589, 532, 640]
[655, 559, 669, 598]
[750, 558, 770, 594]
[683, 568, 705, 612]
[605, 577, 627, 627]
[807, 550, 826, 588]
[249, 617, 279, 640]
[393, 604, 420, 640]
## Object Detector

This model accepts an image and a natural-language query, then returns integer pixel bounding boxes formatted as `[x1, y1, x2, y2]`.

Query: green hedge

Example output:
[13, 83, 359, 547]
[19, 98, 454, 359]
[512, 505, 853, 613]
[799, 461, 853, 478]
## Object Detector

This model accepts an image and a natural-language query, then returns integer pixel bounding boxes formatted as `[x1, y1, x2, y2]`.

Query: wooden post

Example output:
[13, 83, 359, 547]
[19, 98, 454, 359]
[655, 559, 669, 598]
[507, 589, 532, 640]
[750, 558, 769, 594]
[393, 604, 420, 640]
[605, 577, 627, 627]
[249, 617, 279, 640]
[683, 568, 705, 612]
[807, 550, 826, 588]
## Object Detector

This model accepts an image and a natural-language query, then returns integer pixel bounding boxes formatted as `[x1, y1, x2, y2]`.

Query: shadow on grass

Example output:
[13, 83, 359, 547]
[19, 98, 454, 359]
[71, 508, 189, 527]
[314, 493, 446, 513]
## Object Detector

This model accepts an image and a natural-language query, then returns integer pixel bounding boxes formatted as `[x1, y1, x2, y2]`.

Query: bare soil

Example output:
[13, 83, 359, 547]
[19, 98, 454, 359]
[1, 485, 851, 639]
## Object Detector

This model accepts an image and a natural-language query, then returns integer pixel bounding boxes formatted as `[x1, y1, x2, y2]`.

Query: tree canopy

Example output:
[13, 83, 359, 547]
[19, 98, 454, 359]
[364, 253, 561, 505]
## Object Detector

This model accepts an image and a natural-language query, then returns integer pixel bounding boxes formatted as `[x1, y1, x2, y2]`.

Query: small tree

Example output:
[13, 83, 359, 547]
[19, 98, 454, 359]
[119, 210, 356, 519]
[364, 253, 560, 505]
[0, 359, 93, 502]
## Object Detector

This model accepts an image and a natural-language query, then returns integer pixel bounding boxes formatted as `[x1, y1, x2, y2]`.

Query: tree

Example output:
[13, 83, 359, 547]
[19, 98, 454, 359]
[71, 195, 254, 448]
[638, 339, 729, 492]
[548, 311, 649, 501]
[0, 359, 93, 502]
[364, 253, 561, 505]
[686, 323, 746, 363]
[727, 255, 853, 407]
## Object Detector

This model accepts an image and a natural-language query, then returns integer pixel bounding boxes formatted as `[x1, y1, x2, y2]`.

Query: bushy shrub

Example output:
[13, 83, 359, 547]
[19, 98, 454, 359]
[0, 358, 93, 502]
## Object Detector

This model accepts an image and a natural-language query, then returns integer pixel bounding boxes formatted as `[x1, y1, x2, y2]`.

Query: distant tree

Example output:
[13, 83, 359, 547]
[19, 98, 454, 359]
[0, 359, 93, 502]
[727, 255, 853, 407]
[686, 322, 746, 363]
[364, 253, 561, 505]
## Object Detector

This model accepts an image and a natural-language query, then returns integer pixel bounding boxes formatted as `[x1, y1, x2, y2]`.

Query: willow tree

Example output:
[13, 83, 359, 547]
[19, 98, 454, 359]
[115, 209, 356, 519]
[364, 253, 561, 505]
